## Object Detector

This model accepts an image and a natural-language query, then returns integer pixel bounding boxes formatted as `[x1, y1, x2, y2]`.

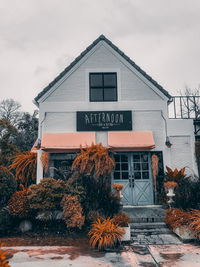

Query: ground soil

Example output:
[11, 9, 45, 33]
[0, 233, 90, 247]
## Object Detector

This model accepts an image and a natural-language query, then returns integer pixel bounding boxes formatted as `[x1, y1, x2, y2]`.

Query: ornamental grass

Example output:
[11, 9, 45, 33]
[88, 217, 125, 250]
[0, 244, 10, 267]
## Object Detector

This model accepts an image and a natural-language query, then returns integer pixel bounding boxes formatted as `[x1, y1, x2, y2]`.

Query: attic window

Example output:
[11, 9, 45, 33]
[89, 73, 117, 102]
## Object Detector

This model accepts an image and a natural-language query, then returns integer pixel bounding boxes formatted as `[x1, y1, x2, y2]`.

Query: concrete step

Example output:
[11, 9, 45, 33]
[131, 227, 172, 235]
[130, 217, 164, 223]
[130, 222, 168, 229]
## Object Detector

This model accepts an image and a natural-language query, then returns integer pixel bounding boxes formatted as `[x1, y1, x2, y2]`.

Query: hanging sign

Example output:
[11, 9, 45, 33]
[77, 110, 132, 131]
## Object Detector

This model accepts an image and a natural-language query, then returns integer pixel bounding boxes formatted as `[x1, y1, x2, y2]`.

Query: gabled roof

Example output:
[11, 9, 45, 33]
[34, 34, 172, 104]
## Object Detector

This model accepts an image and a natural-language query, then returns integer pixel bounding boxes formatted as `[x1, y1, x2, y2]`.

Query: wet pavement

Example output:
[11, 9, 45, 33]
[3, 242, 200, 267]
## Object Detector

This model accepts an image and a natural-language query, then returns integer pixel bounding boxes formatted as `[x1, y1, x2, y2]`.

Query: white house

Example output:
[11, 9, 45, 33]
[33, 35, 198, 206]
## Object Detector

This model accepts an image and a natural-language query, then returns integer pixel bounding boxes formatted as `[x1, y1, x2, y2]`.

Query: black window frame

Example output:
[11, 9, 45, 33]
[89, 72, 118, 102]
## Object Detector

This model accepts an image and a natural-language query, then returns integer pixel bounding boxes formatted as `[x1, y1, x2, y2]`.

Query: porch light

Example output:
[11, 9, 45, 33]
[165, 136, 172, 148]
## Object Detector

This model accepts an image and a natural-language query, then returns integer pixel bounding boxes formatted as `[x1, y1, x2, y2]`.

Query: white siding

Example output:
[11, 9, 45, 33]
[45, 44, 161, 103]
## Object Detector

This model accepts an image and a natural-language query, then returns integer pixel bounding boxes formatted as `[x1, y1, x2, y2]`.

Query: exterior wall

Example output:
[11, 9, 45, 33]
[168, 119, 198, 176]
[35, 40, 198, 183]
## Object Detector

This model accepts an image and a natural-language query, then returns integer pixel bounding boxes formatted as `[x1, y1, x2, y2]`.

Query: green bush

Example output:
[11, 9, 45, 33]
[27, 178, 68, 213]
[174, 177, 200, 210]
[0, 208, 12, 236]
[71, 174, 120, 219]
[0, 166, 17, 209]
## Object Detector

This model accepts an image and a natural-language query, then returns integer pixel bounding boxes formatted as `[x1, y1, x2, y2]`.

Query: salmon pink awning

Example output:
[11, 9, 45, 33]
[41, 132, 96, 152]
[108, 131, 155, 151]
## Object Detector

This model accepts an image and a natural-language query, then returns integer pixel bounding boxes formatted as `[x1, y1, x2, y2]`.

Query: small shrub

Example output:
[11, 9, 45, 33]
[8, 185, 30, 219]
[88, 217, 125, 250]
[87, 210, 100, 224]
[164, 208, 192, 231]
[112, 213, 130, 227]
[61, 194, 85, 229]
[0, 208, 12, 236]
[0, 244, 10, 267]
[174, 177, 200, 210]
[27, 178, 67, 213]
[189, 209, 200, 239]
[0, 166, 16, 209]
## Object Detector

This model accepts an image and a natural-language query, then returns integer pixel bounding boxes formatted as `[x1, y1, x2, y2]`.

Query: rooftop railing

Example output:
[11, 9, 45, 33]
[168, 96, 200, 119]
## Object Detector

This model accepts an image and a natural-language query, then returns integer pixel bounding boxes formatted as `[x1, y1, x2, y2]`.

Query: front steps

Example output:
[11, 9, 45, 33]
[123, 206, 180, 244]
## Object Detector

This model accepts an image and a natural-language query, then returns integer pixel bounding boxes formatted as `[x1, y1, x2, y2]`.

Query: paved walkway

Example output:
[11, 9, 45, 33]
[3, 242, 200, 266]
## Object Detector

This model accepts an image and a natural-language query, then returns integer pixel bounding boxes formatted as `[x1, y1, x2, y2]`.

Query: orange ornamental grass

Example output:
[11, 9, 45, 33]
[9, 151, 37, 187]
[165, 166, 186, 183]
[88, 217, 125, 250]
[0, 244, 10, 267]
[189, 210, 200, 239]
[40, 152, 49, 174]
[72, 143, 115, 178]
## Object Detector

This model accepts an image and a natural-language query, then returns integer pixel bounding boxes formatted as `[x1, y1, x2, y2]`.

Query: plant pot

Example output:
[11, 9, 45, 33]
[174, 226, 196, 242]
[121, 225, 131, 242]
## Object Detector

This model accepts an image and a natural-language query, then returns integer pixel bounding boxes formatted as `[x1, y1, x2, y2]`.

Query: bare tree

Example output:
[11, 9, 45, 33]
[180, 86, 200, 119]
[0, 98, 22, 125]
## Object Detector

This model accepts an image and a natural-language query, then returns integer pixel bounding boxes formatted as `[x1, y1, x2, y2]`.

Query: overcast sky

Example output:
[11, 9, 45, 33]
[1, 0, 200, 113]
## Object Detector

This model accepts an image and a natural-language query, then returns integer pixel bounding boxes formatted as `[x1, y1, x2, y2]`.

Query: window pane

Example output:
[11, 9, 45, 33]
[142, 172, 149, 179]
[90, 74, 103, 87]
[121, 155, 128, 162]
[114, 154, 120, 162]
[115, 163, 120, 171]
[114, 172, 120, 180]
[134, 163, 141, 171]
[90, 88, 103, 101]
[142, 163, 149, 170]
[104, 88, 117, 101]
[104, 73, 117, 87]
[133, 154, 140, 162]
[141, 153, 148, 162]
[134, 172, 141, 179]
[122, 163, 128, 171]
[122, 172, 128, 180]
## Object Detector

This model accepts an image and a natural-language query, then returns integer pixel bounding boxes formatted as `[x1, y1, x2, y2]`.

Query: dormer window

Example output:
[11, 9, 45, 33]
[89, 73, 117, 102]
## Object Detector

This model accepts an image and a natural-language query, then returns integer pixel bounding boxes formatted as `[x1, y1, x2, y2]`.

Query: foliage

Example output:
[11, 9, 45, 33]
[87, 210, 100, 223]
[165, 208, 200, 240]
[0, 166, 16, 209]
[8, 185, 30, 219]
[152, 154, 159, 192]
[164, 208, 192, 231]
[0, 244, 10, 267]
[73, 175, 120, 218]
[189, 209, 200, 239]
[164, 181, 178, 189]
[112, 184, 123, 201]
[195, 141, 200, 159]
[112, 184, 123, 191]
[165, 166, 186, 183]
[61, 194, 85, 229]
[40, 152, 49, 174]
[173, 176, 200, 210]
[9, 151, 37, 187]
[0, 119, 19, 167]
[88, 217, 125, 250]
[13, 111, 38, 152]
[112, 212, 130, 227]
[27, 178, 67, 213]
[0, 208, 12, 236]
[72, 143, 115, 178]
[0, 98, 21, 126]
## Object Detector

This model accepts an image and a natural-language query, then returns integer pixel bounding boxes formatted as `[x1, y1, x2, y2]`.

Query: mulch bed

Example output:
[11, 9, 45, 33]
[0, 233, 90, 247]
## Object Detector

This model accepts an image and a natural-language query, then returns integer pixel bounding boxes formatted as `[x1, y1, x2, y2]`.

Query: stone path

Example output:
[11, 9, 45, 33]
[3, 243, 200, 267]
[131, 232, 182, 245]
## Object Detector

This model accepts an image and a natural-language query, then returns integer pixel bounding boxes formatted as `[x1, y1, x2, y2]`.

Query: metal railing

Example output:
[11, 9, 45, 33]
[168, 96, 200, 119]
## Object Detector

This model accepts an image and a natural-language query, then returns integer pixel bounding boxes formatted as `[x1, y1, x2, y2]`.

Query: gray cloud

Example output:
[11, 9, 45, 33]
[0, 0, 200, 113]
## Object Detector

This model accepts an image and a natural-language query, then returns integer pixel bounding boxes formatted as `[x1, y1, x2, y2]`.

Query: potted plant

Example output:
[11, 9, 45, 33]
[112, 184, 124, 202]
[112, 212, 131, 241]
[164, 181, 178, 205]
